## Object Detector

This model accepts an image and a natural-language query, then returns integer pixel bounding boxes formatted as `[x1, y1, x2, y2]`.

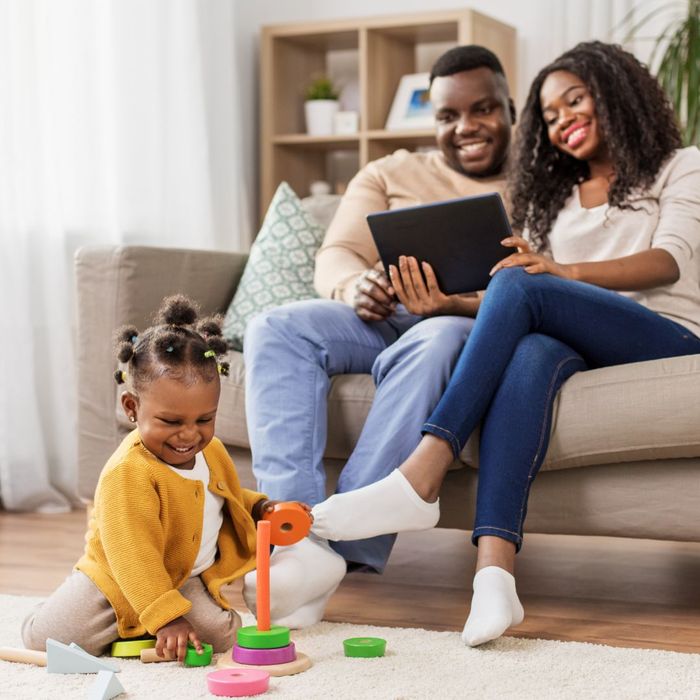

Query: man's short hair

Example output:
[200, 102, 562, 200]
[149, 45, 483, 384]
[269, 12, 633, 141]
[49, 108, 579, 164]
[429, 45, 505, 85]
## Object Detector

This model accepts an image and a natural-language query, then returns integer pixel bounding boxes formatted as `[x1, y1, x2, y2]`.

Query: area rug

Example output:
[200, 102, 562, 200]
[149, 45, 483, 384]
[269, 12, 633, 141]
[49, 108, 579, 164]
[2, 595, 700, 699]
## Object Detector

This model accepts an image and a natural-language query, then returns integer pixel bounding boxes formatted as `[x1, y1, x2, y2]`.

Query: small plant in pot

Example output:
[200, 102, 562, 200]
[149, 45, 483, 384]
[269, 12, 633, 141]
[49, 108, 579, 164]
[304, 75, 340, 136]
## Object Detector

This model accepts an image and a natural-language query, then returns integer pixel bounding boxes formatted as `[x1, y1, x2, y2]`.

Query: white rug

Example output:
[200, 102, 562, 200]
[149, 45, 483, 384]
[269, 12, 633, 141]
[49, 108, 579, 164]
[3, 595, 700, 699]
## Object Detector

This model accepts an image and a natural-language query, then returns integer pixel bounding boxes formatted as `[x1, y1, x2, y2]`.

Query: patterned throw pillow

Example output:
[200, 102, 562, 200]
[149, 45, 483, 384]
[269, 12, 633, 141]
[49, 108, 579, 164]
[222, 182, 325, 350]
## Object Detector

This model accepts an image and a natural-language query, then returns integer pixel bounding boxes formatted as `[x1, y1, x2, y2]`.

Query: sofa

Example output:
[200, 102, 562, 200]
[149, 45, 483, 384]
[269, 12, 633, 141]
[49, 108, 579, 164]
[75, 214, 700, 544]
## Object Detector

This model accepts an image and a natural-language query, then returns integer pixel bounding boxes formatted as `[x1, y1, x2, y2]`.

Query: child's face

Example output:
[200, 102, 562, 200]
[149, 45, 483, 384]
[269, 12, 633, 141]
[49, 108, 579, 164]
[121, 374, 220, 469]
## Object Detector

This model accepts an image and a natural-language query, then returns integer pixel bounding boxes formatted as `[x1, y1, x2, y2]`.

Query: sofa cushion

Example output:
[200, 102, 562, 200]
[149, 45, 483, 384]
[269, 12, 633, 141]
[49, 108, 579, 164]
[115, 352, 700, 471]
[541, 353, 700, 471]
[222, 182, 326, 351]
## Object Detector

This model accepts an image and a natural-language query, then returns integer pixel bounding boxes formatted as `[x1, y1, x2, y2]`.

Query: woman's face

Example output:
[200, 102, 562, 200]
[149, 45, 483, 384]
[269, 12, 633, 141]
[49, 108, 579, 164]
[540, 70, 605, 162]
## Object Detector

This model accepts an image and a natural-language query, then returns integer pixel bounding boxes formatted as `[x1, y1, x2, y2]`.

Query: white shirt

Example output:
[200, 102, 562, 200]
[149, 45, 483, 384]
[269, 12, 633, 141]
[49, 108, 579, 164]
[547, 147, 700, 337]
[167, 452, 224, 577]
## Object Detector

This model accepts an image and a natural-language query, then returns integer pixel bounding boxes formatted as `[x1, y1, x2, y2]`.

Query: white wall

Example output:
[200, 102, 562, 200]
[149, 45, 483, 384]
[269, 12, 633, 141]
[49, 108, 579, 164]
[233, 0, 669, 231]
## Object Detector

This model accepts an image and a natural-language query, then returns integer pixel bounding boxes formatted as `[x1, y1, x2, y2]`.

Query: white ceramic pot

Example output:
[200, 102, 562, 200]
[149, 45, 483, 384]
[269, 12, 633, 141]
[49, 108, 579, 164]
[304, 100, 339, 136]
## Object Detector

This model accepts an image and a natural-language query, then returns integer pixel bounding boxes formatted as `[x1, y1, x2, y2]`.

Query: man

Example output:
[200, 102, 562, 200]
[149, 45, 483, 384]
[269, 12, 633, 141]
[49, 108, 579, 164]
[242, 46, 516, 627]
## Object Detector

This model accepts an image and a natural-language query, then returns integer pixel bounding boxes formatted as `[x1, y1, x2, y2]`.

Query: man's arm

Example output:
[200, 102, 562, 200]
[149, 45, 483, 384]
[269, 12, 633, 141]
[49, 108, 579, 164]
[314, 161, 389, 304]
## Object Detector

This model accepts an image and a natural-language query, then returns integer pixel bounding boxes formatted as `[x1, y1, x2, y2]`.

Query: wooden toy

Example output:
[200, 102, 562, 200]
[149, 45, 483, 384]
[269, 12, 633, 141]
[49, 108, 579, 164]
[262, 502, 311, 546]
[217, 652, 311, 677]
[46, 638, 119, 674]
[87, 670, 125, 700]
[257, 520, 271, 631]
[236, 625, 290, 650]
[110, 638, 155, 657]
[140, 648, 176, 664]
[207, 668, 270, 697]
[343, 637, 386, 658]
[0, 647, 47, 666]
[184, 641, 213, 667]
[232, 642, 296, 665]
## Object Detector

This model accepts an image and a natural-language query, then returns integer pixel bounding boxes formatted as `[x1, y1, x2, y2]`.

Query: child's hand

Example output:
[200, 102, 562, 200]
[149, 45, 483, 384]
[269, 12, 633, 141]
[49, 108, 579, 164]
[254, 499, 313, 523]
[155, 616, 203, 662]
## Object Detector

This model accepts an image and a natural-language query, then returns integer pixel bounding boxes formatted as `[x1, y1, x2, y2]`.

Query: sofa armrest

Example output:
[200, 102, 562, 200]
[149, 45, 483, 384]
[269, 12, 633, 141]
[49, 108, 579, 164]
[75, 245, 247, 500]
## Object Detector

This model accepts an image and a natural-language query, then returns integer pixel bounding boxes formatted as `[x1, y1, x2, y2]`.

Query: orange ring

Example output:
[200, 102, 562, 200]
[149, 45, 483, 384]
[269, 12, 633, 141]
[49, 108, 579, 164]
[262, 502, 311, 546]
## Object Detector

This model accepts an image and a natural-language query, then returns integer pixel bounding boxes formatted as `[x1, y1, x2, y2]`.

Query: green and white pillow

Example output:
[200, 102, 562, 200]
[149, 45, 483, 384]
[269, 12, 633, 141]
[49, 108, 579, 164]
[223, 182, 325, 350]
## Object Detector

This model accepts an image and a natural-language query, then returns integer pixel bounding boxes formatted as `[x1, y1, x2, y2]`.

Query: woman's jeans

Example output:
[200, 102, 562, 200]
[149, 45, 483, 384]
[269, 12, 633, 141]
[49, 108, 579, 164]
[423, 267, 700, 550]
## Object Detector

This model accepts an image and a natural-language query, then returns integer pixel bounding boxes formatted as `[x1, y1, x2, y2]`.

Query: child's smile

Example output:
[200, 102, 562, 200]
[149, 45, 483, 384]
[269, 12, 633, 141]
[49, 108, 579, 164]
[121, 374, 220, 469]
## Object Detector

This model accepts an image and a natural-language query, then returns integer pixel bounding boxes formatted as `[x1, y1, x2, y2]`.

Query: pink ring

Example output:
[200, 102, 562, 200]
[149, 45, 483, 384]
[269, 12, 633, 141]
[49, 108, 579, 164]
[233, 642, 296, 665]
[207, 668, 270, 697]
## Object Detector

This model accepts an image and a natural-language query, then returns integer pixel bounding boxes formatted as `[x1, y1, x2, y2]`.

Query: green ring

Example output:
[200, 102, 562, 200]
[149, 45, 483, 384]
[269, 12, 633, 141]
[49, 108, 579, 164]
[110, 638, 156, 657]
[343, 637, 386, 658]
[236, 625, 290, 649]
[184, 641, 213, 667]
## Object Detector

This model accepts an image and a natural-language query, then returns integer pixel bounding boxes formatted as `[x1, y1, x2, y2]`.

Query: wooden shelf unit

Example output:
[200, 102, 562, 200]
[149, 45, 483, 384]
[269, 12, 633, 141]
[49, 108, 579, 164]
[259, 10, 516, 218]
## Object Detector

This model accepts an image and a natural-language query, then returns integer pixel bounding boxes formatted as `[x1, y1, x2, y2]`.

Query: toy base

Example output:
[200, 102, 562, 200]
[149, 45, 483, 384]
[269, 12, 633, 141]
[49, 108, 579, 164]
[217, 650, 312, 677]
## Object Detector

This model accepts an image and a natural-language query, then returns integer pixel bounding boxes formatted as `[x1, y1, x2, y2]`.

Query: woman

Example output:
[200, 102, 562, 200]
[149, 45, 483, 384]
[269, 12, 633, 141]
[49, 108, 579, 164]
[310, 41, 700, 646]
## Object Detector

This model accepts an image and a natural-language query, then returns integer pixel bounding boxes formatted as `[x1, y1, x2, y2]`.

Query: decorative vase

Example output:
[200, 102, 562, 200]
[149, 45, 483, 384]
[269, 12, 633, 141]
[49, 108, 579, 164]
[304, 99, 339, 136]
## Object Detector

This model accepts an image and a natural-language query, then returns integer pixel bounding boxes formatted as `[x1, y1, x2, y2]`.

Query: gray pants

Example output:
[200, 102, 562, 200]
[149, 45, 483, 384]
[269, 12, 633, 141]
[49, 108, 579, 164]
[22, 570, 241, 656]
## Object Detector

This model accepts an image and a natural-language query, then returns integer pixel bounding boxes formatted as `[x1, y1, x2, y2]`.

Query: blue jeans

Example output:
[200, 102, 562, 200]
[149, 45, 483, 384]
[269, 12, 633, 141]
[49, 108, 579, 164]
[424, 267, 700, 550]
[244, 299, 474, 571]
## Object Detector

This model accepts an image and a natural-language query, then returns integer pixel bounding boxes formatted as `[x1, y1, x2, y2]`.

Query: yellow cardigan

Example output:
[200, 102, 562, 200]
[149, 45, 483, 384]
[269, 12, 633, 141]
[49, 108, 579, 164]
[76, 431, 265, 638]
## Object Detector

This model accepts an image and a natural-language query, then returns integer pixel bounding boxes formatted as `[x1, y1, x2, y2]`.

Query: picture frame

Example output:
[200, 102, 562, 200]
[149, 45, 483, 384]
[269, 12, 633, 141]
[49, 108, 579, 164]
[384, 72, 434, 131]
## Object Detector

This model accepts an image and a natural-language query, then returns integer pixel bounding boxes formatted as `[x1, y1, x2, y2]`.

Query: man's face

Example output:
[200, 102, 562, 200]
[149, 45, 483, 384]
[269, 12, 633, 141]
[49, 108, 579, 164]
[431, 67, 514, 178]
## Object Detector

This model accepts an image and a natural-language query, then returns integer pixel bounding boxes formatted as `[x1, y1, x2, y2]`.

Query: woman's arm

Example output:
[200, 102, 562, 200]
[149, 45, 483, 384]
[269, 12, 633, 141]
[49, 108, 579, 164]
[492, 236, 680, 291]
[566, 249, 679, 290]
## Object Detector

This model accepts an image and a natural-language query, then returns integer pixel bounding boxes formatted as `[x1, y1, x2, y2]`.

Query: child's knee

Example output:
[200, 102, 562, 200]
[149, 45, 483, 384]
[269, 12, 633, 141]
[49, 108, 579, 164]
[20, 612, 45, 651]
[207, 610, 242, 653]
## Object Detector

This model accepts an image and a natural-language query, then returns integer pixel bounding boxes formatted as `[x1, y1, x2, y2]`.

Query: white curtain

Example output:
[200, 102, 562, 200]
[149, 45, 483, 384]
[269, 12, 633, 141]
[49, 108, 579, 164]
[0, 0, 250, 510]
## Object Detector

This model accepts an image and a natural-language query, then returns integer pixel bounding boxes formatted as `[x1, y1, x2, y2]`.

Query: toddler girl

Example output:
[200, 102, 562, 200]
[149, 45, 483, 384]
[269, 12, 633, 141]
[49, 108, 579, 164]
[22, 295, 308, 661]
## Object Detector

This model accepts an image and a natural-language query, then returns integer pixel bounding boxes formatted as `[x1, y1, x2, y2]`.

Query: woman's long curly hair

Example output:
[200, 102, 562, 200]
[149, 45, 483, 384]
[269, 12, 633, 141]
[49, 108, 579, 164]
[509, 41, 681, 252]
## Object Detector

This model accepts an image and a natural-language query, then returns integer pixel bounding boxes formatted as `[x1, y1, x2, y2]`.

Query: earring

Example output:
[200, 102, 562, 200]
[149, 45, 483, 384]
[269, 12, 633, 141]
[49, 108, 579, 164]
[129, 415, 136, 423]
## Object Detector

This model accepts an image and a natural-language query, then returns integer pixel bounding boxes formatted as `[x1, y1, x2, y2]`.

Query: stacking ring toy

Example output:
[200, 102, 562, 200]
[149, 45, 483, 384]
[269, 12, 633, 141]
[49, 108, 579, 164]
[110, 638, 156, 657]
[262, 502, 311, 546]
[207, 668, 270, 697]
[237, 625, 290, 649]
[343, 637, 386, 658]
[232, 642, 296, 665]
[184, 641, 213, 667]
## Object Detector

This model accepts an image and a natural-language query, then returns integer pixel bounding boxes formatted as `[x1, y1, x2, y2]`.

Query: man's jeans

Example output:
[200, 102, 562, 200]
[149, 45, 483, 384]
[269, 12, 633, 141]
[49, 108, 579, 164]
[244, 299, 474, 571]
[424, 268, 700, 550]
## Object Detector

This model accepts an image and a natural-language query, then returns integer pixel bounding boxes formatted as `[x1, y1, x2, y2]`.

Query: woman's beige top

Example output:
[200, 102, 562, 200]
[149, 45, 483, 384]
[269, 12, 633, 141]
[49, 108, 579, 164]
[314, 149, 507, 303]
[549, 147, 700, 337]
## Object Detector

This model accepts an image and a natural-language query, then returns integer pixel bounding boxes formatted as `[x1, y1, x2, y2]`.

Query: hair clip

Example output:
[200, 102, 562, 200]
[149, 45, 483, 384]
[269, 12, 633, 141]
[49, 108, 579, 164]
[204, 350, 216, 358]
[131, 335, 138, 345]
[217, 363, 223, 374]
[166, 345, 174, 353]
[113, 369, 127, 385]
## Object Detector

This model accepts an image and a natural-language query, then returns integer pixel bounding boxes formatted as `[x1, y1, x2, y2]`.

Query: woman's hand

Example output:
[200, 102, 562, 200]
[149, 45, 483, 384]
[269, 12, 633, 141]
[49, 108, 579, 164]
[254, 499, 313, 523]
[389, 256, 473, 317]
[490, 236, 574, 279]
[352, 269, 397, 322]
[155, 616, 202, 662]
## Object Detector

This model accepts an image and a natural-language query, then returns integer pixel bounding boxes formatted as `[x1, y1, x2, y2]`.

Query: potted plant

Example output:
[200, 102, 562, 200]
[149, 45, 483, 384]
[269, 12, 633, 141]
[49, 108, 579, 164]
[304, 75, 340, 136]
[618, 0, 699, 145]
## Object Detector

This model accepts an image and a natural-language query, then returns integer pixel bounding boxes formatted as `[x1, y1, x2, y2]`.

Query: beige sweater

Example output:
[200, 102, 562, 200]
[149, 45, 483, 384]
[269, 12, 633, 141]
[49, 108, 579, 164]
[314, 149, 507, 303]
[549, 147, 700, 337]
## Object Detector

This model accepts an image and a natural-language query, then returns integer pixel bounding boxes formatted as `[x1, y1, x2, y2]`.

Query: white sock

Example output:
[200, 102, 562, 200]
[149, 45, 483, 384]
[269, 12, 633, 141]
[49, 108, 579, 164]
[242, 535, 346, 627]
[310, 469, 440, 542]
[461, 566, 524, 647]
[269, 590, 336, 629]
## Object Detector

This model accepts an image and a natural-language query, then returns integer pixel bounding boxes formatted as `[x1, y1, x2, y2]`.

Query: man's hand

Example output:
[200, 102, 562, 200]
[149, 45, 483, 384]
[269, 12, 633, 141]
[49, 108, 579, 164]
[352, 269, 396, 321]
[155, 616, 202, 662]
[389, 256, 465, 316]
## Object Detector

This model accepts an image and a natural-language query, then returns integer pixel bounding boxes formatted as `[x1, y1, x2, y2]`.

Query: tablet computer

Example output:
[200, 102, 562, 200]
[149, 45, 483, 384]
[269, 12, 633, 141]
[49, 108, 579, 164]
[366, 192, 512, 295]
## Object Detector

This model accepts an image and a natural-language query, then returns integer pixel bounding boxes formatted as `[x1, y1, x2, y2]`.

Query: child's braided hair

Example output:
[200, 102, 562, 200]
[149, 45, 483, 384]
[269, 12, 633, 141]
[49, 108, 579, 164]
[113, 294, 230, 391]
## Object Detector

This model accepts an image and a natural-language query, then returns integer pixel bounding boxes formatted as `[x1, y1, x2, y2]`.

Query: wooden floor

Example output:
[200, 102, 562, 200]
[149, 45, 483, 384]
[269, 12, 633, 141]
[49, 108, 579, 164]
[2, 510, 699, 654]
